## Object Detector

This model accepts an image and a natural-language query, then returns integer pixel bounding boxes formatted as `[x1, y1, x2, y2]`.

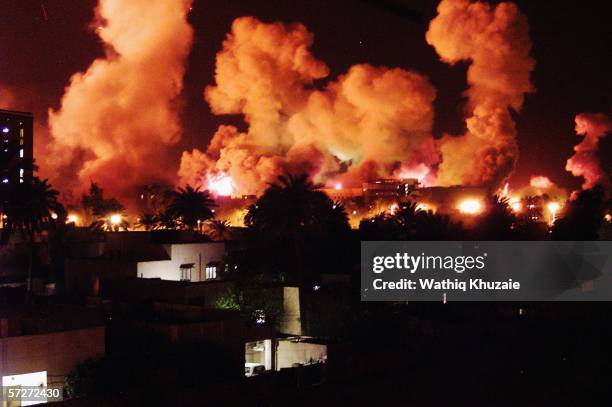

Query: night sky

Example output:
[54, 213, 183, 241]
[1, 0, 610, 190]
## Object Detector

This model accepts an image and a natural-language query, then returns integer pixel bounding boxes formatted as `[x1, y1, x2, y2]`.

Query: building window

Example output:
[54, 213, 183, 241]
[179, 263, 195, 281]
[19, 148, 23, 158]
[205, 265, 217, 280]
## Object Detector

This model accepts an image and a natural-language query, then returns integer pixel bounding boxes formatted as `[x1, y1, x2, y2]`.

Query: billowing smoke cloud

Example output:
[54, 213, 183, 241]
[47, 0, 193, 203]
[426, 0, 534, 187]
[179, 17, 437, 195]
[565, 112, 612, 190]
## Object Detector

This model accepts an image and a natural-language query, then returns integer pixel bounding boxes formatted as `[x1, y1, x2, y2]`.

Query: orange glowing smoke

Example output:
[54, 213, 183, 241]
[394, 163, 433, 185]
[565, 112, 612, 190]
[179, 17, 437, 195]
[530, 176, 553, 189]
[47, 0, 194, 202]
[426, 0, 534, 187]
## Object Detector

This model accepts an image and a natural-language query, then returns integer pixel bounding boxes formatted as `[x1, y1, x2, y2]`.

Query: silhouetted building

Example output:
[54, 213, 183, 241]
[0, 109, 33, 186]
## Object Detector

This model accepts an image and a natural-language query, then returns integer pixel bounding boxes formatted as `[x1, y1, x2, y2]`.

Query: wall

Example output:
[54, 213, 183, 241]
[280, 286, 301, 336]
[0, 327, 105, 387]
[276, 340, 327, 370]
[65, 259, 137, 296]
[138, 242, 225, 282]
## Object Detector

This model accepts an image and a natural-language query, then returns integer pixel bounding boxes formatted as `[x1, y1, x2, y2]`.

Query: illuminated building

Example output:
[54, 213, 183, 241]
[0, 109, 33, 187]
[362, 178, 419, 201]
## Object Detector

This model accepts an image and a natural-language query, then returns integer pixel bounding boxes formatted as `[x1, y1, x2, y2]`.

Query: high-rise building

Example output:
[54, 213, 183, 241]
[0, 109, 33, 186]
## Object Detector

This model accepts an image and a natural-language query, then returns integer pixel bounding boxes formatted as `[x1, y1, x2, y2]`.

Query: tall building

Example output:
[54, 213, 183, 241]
[0, 109, 33, 186]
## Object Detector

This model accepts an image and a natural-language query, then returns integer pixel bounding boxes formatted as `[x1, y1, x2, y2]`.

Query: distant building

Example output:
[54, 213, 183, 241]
[65, 231, 227, 297]
[0, 109, 33, 187]
[362, 178, 419, 201]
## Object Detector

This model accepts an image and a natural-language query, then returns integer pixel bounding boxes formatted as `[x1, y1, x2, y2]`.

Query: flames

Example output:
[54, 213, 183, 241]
[457, 199, 483, 215]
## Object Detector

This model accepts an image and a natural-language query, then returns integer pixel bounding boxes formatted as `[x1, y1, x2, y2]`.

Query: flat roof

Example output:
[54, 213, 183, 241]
[0, 109, 33, 117]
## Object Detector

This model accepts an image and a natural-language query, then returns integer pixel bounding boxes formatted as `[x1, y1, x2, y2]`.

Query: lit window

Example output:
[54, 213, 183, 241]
[2, 178, 8, 184]
[1, 127, 8, 133]
[19, 149, 23, 158]
[19, 168, 24, 178]
[205, 265, 217, 280]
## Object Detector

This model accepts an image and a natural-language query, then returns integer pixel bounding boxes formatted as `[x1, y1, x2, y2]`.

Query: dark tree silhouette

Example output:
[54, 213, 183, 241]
[135, 213, 160, 231]
[551, 186, 606, 240]
[359, 201, 465, 240]
[5, 177, 60, 292]
[245, 173, 350, 284]
[473, 195, 518, 240]
[82, 182, 124, 218]
[205, 219, 233, 241]
[166, 185, 216, 230]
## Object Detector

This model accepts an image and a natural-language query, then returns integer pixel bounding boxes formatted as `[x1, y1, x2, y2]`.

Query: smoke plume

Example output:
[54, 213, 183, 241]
[179, 17, 437, 195]
[47, 0, 193, 203]
[426, 0, 534, 187]
[565, 112, 612, 190]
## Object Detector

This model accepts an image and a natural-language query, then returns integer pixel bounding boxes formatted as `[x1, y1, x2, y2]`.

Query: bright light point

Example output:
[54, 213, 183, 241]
[509, 197, 521, 213]
[334, 182, 342, 190]
[2, 127, 8, 133]
[66, 214, 78, 224]
[547, 202, 561, 224]
[547, 202, 560, 213]
[110, 214, 122, 225]
[208, 173, 233, 196]
[50, 212, 58, 220]
[389, 203, 399, 215]
[605, 214, 612, 222]
[458, 199, 483, 215]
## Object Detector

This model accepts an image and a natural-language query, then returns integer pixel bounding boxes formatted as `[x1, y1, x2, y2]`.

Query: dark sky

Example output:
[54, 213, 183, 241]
[0, 0, 610, 190]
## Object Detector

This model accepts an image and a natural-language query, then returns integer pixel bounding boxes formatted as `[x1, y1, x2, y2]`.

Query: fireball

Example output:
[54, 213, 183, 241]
[208, 173, 234, 197]
[110, 214, 122, 225]
[457, 199, 483, 215]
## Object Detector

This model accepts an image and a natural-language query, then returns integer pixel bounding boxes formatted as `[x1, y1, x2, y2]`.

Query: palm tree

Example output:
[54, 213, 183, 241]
[166, 185, 216, 230]
[245, 173, 350, 284]
[135, 213, 159, 231]
[5, 177, 60, 293]
[205, 219, 233, 241]
[474, 195, 518, 240]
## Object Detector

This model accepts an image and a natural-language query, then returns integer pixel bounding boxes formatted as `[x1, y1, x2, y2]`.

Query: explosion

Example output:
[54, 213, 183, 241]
[179, 0, 535, 195]
[46, 0, 194, 203]
[207, 173, 234, 197]
[179, 16, 437, 195]
[565, 112, 612, 191]
[457, 199, 483, 215]
[426, 0, 535, 187]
